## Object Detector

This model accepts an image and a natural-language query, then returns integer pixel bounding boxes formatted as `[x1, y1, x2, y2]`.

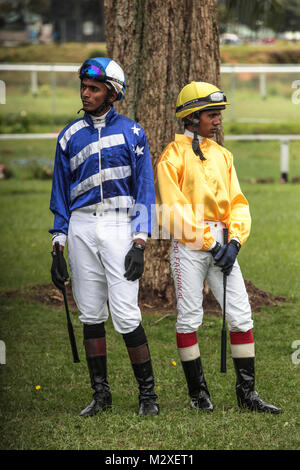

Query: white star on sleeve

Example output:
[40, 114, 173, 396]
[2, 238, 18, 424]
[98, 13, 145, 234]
[131, 124, 141, 136]
[134, 145, 144, 157]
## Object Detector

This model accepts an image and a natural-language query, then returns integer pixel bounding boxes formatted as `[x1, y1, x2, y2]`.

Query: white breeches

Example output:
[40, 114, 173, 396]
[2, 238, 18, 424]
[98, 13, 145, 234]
[170, 222, 253, 334]
[67, 208, 142, 334]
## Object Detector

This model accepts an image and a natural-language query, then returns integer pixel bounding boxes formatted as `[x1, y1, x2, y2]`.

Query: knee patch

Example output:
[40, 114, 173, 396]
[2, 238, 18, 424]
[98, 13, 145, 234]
[122, 323, 147, 348]
[83, 322, 105, 340]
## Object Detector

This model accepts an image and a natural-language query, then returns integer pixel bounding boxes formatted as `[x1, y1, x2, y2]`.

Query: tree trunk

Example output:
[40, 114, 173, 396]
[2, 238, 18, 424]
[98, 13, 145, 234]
[104, 0, 221, 307]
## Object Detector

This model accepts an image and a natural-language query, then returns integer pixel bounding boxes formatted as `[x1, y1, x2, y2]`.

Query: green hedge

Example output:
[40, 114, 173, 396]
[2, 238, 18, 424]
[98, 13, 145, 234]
[0, 113, 74, 133]
[224, 120, 300, 135]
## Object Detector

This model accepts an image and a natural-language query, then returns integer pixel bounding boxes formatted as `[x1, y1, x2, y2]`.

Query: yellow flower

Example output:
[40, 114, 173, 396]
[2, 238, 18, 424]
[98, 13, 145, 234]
[157, 385, 161, 390]
[35, 385, 41, 390]
[172, 361, 177, 366]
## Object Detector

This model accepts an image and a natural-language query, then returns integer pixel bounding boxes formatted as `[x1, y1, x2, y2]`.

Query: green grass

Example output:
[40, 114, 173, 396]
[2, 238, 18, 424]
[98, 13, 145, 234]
[1, 298, 299, 450]
[1, 87, 299, 135]
[222, 88, 300, 122]
[1, 41, 299, 451]
[0, 138, 56, 161]
[0, 82, 81, 126]
[226, 140, 300, 181]
[238, 183, 300, 301]
[0, 42, 107, 63]
[0, 139, 56, 180]
[1, 50, 300, 133]
[0, 41, 299, 65]
[1, 138, 300, 449]
[220, 41, 300, 64]
[0, 179, 53, 289]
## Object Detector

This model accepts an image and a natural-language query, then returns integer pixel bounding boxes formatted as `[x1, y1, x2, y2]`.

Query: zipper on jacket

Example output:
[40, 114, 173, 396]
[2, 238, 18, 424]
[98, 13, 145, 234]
[97, 128, 104, 216]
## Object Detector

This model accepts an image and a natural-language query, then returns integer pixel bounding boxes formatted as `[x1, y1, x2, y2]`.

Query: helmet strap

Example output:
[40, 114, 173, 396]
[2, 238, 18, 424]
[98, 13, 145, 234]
[191, 112, 206, 161]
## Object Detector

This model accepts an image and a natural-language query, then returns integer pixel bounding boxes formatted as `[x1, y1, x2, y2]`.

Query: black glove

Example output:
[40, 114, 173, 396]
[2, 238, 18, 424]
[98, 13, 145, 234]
[124, 243, 145, 281]
[212, 239, 241, 276]
[51, 246, 69, 291]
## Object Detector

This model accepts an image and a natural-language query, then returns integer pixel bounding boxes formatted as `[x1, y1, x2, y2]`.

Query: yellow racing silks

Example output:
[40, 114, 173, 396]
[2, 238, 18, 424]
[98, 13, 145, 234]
[154, 134, 251, 250]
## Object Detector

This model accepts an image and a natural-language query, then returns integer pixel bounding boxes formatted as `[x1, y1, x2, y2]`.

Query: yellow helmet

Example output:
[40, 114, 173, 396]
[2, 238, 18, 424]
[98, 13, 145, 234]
[176, 81, 229, 119]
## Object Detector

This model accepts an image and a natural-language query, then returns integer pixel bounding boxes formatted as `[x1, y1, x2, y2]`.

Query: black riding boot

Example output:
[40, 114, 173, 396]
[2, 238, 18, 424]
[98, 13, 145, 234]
[181, 357, 213, 412]
[123, 324, 159, 416]
[233, 357, 281, 414]
[80, 323, 112, 417]
[131, 359, 159, 416]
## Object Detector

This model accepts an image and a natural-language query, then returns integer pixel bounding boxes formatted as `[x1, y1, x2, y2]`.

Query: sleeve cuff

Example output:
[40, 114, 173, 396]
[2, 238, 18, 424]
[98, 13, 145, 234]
[207, 240, 216, 251]
[52, 232, 67, 247]
[133, 232, 148, 242]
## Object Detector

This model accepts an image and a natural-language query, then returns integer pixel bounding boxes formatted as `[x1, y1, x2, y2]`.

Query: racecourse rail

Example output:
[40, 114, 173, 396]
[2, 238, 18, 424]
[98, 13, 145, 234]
[1, 62, 300, 103]
[0, 132, 299, 182]
[1, 62, 299, 111]
[1, 63, 300, 181]
[1, 63, 300, 73]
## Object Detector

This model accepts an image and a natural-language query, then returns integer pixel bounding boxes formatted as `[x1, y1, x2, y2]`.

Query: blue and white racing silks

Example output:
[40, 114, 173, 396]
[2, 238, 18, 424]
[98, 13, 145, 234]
[49, 107, 155, 237]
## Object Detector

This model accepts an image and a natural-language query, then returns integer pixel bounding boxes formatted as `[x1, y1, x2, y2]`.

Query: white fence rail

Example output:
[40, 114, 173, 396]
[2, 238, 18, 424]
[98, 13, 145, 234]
[1, 63, 300, 73]
[0, 133, 58, 140]
[221, 64, 300, 104]
[0, 64, 79, 72]
[221, 64, 300, 73]
[1, 63, 300, 114]
[1, 63, 299, 181]
[1, 132, 299, 182]
[224, 134, 300, 182]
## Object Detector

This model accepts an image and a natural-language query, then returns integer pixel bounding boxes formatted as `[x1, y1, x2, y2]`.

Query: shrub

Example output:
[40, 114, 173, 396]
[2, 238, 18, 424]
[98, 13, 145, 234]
[0, 164, 14, 179]
[27, 161, 53, 180]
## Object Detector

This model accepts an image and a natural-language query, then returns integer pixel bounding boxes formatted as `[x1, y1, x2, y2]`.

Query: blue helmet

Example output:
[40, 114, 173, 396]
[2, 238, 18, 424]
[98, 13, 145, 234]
[79, 57, 126, 101]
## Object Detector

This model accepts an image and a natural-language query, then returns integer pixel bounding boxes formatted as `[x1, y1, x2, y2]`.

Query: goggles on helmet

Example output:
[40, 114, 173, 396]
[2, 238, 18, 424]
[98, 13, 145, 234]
[176, 91, 227, 114]
[79, 63, 125, 88]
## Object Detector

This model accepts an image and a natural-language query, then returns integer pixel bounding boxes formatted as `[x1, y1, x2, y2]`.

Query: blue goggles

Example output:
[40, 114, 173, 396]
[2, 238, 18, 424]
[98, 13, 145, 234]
[79, 63, 125, 88]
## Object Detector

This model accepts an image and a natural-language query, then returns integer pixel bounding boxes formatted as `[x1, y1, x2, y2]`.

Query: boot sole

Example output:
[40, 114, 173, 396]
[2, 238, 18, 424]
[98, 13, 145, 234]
[190, 398, 214, 412]
[190, 405, 214, 412]
[80, 406, 112, 417]
[237, 400, 281, 415]
[138, 402, 160, 416]
[80, 400, 112, 417]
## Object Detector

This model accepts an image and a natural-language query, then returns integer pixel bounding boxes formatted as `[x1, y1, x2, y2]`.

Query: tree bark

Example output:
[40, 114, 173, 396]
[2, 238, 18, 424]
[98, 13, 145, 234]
[104, 0, 221, 307]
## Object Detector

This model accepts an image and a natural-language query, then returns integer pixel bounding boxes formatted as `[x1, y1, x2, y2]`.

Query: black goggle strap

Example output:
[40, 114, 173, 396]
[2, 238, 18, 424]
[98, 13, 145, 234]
[192, 112, 206, 161]
[176, 92, 226, 114]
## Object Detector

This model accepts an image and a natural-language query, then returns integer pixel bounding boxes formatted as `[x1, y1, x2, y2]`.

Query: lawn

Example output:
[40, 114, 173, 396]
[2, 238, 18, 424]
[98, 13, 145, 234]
[1, 77, 299, 128]
[1, 52, 300, 132]
[1, 297, 299, 451]
[1, 42, 299, 450]
[0, 138, 300, 450]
